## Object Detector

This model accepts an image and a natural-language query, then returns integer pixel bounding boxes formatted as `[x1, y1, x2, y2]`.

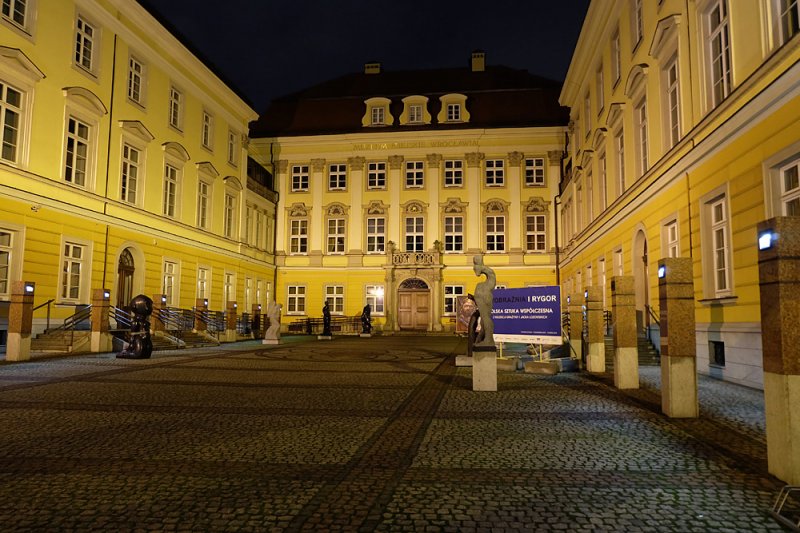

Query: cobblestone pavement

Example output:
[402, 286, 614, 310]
[0, 336, 784, 532]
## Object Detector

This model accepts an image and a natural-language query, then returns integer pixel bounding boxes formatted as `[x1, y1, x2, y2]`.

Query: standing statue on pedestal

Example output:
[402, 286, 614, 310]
[263, 301, 282, 344]
[118, 294, 153, 359]
[473, 255, 496, 347]
[322, 301, 332, 337]
[361, 304, 372, 334]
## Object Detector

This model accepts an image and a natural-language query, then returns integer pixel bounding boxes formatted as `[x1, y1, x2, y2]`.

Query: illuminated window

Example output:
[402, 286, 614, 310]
[444, 159, 463, 187]
[325, 285, 344, 314]
[365, 285, 384, 314]
[444, 215, 463, 252]
[287, 285, 306, 314]
[291, 165, 309, 191]
[289, 219, 308, 254]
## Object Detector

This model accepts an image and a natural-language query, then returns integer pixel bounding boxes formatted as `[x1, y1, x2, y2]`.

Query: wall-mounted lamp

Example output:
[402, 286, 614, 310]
[658, 265, 666, 279]
[584, 290, 588, 299]
[567, 295, 571, 304]
[758, 231, 776, 251]
[24, 283, 35, 294]
[103, 290, 111, 299]
[203, 299, 208, 307]
[257, 304, 262, 311]
[233, 303, 238, 309]
[161, 296, 167, 304]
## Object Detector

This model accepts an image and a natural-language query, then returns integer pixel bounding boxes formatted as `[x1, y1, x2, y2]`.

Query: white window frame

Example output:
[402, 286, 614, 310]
[704, 0, 732, 109]
[444, 159, 463, 187]
[371, 106, 385, 125]
[583, 93, 591, 138]
[525, 214, 546, 253]
[611, 30, 621, 85]
[201, 111, 213, 150]
[326, 218, 345, 254]
[74, 15, 97, 75]
[780, 158, 800, 215]
[662, 217, 680, 258]
[405, 160, 424, 188]
[227, 129, 238, 166]
[121, 142, 142, 205]
[598, 150, 608, 211]
[596, 67, 604, 113]
[197, 178, 211, 229]
[613, 247, 624, 276]
[405, 216, 424, 252]
[1, 0, 30, 33]
[168, 86, 183, 130]
[485, 159, 504, 187]
[325, 285, 344, 315]
[64, 115, 91, 187]
[329, 163, 347, 190]
[196, 265, 210, 300]
[367, 161, 386, 189]
[446, 103, 461, 121]
[127, 55, 145, 106]
[223, 192, 237, 239]
[773, 0, 800, 46]
[162, 162, 180, 218]
[291, 165, 309, 191]
[615, 128, 625, 198]
[700, 188, 733, 298]
[366, 216, 385, 253]
[486, 215, 505, 252]
[664, 54, 681, 149]
[162, 259, 179, 307]
[634, 97, 648, 177]
[409, 104, 423, 123]
[287, 285, 306, 315]
[59, 238, 91, 303]
[223, 271, 236, 306]
[365, 285, 385, 315]
[0, 224, 23, 300]
[632, 0, 644, 48]
[443, 215, 464, 253]
[289, 218, 308, 254]
[244, 277, 253, 311]
[0, 80, 24, 164]
[525, 157, 545, 186]
[444, 285, 464, 316]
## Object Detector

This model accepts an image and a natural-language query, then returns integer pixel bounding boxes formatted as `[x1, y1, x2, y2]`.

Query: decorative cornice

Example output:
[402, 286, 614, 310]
[348, 156, 366, 171]
[507, 151, 524, 166]
[426, 153, 442, 166]
[365, 200, 387, 215]
[441, 197, 467, 213]
[276, 160, 289, 173]
[310, 158, 326, 172]
[465, 152, 485, 167]
[525, 196, 550, 212]
[287, 202, 309, 217]
[388, 155, 405, 169]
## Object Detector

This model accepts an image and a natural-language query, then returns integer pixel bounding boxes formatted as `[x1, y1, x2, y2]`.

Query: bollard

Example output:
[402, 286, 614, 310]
[611, 276, 639, 389]
[757, 217, 800, 484]
[7, 281, 35, 361]
[568, 292, 583, 365]
[658, 257, 698, 418]
[585, 286, 605, 373]
[90, 288, 112, 352]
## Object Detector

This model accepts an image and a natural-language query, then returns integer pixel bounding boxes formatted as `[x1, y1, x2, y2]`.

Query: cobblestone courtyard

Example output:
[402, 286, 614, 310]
[0, 336, 784, 532]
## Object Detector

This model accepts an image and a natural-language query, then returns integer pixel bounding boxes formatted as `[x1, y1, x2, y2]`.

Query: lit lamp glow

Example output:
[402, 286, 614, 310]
[203, 299, 208, 307]
[658, 265, 666, 279]
[758, 231, 776, 251]
[584, 290, 588, 299]
[24, 283, 35, 294]
[103, 290, 111, 299]
[375, 287, 385, 298]
[161, 295, 167, 304]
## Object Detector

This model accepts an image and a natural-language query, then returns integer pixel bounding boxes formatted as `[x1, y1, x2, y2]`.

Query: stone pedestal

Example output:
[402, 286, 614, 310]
[455, 355, 473, 367]
[90, 288, 112, 353]
[472, 346, 497, 391]
[317, 335, 332, 340]
[262, 339, 280, 345]
[658, 257, 698, 418]
[585, 286, 605, 373]
[611, 276, 639, 389]
[6, 281, 34, 361]
[194, 298, 208, 332]
[568, 292, 583, 365]
[758, 217, 800, 485]
[225, 301, 237, 342]
[359, 333, 372, 338]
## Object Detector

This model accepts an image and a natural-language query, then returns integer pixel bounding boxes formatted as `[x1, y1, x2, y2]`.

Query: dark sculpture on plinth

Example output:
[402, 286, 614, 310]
[361, 304, 372, 334]
[117, 294, 153, 359]
[466, 294, 483, 357]
[321, 301, 332, 337]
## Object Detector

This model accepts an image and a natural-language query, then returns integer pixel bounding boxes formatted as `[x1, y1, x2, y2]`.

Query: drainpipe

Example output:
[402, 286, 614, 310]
[101, 34, 118, 291]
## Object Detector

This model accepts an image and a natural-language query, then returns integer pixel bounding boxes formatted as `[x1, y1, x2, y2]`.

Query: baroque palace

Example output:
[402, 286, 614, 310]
[558, 0, 800, 389]
[0, 0, 277, 351]
[248, 53, 567, 333]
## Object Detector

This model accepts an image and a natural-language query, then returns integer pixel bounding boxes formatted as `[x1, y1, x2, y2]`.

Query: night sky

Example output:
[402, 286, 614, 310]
[143, 0, 591, 113]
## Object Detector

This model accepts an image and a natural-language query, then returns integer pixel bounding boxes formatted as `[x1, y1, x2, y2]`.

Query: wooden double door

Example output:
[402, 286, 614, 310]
[397, 290, 430, 330]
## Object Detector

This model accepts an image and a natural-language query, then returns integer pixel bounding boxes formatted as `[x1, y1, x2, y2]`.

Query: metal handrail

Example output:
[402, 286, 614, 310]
[32, 298, 56, 331]
[46, 305, 91, 334]
[645, 304, 660, 327]
[109, 306, 132, 330]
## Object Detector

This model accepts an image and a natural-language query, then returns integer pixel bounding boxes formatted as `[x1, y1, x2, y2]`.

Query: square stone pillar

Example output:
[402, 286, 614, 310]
[568, 292, 583, 364]
[7, 281, 35, 361]
[611, 276, 639, 389]
[225, 301, 237, 342]
[194, 298, 208, 332]
[90, 288, 112, 353]
[151, 294, 167, 332]
[473, 346, 497, 391]
[658, 257, 698, 418]
[251, 304, 262, 337]
[585, 286, 605, 373]
[757, 217, 800, 485]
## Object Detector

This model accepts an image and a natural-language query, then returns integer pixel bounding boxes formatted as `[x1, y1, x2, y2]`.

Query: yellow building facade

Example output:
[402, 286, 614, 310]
[0, 0, 276, 348]
[559, 0, 800, 388]
[250, 55, 567, 332]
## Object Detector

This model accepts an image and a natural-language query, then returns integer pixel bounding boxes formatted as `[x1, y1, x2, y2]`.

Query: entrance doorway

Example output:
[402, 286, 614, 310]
[633, 229, 649, 335]
[117, 248, 135, 309]
[397, 278, 430, 330]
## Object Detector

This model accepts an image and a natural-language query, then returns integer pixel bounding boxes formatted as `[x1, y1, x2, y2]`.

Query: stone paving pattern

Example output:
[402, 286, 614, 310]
[0, 336, 784, 532]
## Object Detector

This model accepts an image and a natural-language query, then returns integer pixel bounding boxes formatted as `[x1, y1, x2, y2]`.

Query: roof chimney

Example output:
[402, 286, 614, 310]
[471, 50, 485, 72]
[364, 62, 381, 75]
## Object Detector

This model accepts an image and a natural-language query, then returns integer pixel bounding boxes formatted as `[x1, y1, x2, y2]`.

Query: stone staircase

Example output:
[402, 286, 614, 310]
[31, 330, 90, 353]
[604, 335, 660, 369]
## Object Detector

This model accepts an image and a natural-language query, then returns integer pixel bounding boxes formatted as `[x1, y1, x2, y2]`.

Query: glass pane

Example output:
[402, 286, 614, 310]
[0, 231, 10, 246]
[783, 165, 799, 192]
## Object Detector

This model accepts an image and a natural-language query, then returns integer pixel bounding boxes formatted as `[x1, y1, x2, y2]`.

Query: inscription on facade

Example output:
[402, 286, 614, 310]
[352, 139, 480, 151]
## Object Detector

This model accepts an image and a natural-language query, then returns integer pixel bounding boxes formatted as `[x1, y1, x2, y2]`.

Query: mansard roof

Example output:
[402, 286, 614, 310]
[250, 65, 569, 137]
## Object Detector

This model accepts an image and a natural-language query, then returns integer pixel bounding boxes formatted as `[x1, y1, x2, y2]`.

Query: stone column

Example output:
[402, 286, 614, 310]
[585, 286, 605, 373]
[568, 292, 583, 364]
[611, 276, 639, 389]
[152, 294, 166, 333]
[347, 156, 365, 258]
[658, 257, 698, 418]
[6, 281, 35, 361]
[507, 151, 523, 253]
[309, 158, 325, 253]
[90, 288, 112, 353]
[274, 160, 289, 254]
[757, 217, 800, 484]
[388, 155, 404, 245]
[427, 153, 442, 244]
[225, 301, 237, 342]
[194, 298, 208, 332]
[465, 152, 484, 253]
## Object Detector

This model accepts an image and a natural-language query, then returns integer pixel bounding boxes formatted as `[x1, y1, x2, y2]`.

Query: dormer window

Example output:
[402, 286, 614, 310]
[362, 97, 393, 127]
[371, 106, 385, 125]
[438, 94, 469, 124]
[409, 104, 422, 123]
[400, 95, 430, 125]
[447, 104, 461, 121]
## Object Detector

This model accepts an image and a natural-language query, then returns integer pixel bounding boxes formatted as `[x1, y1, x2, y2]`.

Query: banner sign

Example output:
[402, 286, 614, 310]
[491, 286, 562, 344]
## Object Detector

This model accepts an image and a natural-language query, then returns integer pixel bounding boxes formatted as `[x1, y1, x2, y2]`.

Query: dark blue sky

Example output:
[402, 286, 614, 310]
[144, 0, 590, 112]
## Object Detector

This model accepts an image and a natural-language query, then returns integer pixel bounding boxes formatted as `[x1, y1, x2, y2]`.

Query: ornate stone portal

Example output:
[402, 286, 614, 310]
[383, 242, 444, 332]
